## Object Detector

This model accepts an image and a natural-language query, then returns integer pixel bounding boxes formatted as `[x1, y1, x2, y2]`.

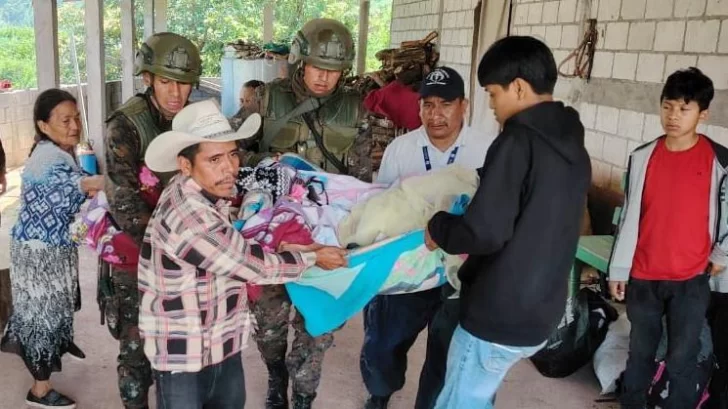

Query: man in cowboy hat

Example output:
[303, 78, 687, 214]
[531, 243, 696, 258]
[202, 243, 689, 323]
[102, 32, 202, 409]
[139, 99, 347, 409]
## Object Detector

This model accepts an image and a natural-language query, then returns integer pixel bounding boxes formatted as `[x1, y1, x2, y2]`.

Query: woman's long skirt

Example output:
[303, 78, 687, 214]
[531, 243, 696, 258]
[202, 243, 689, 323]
[0, 240, 80, 381]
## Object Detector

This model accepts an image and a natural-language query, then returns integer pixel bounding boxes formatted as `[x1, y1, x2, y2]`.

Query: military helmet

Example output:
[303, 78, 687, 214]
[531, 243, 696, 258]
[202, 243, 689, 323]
[289, 18, 355, 71]
[134, 32, 202, 84]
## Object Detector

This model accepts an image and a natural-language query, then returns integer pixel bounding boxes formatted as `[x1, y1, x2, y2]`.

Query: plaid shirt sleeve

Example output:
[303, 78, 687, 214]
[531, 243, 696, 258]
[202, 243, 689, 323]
[173, 198, 317, 284]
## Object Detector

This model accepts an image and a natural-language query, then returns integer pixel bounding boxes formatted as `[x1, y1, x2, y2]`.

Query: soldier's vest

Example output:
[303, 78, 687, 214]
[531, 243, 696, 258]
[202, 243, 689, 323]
[263, 78, 362, 170]
[107, 95, 176, 184]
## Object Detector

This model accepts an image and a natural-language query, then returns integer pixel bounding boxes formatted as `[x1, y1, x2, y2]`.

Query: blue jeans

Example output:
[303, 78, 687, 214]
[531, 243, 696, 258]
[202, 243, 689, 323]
[154, 353, 246, 409]
[434, 326, 544, 409]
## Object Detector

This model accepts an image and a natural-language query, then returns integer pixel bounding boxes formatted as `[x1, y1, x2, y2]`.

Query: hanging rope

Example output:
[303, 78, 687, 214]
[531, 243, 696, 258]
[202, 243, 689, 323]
[558, 19, 598, 81]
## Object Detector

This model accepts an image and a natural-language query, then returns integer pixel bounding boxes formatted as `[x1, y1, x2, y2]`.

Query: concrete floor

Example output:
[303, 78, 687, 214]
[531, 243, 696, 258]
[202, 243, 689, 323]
[0, 168, 618, 409]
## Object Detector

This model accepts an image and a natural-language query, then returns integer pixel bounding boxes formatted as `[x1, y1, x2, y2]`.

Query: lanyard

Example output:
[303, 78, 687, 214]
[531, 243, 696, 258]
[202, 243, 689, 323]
[423, 146, 459, 171]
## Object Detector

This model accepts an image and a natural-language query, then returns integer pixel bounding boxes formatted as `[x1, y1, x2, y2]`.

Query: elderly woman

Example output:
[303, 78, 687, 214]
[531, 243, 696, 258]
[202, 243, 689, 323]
[0, 89, 104, 409]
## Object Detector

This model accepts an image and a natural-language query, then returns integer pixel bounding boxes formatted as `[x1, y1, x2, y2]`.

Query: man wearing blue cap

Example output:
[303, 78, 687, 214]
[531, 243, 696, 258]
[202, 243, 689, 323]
[360, 66, 494, 409]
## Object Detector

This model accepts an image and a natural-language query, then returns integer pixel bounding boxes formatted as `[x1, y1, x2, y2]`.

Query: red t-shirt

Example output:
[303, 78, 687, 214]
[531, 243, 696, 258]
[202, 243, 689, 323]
[363, 81, 422, 130]
[632, 136, 714, 281]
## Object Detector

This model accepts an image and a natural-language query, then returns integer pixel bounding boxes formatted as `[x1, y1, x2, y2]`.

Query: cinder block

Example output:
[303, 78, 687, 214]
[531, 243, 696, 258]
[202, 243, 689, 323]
[598, 0, 622, 21]
[654, 21, 686, 52]
[628, 22, 656, 51]
[596, 23, 607, 49]
[591, 0, 600, 18]
[642, 114, 663, 141]
[610, 166, 627, 191]
[596, 105, 620, 134]
[531, 25, 547, 41]
[698, 55, 728, 89]
[719, 19, 728, 52]
[515, 3, 529, 25]
[707, 0, 728, 16]
[618, 109, 646, 141]
[585, 131, 605, 158]
[0, 123, 14, 143]
[621, 0, 646, 19]
[636, 53, 665, 83]
[542, 1, 560, 23]
[561, 24, 580, 49]
[592, 52, 615, 78]
[685, 19, 720, 52]
[545, 25, 563, 48]
[603, 134, 629, 167]
[591, 159, 611, 187]
[664, 54, 699, 80]
[612, 52, 639, 80]
[675, 0, 707, 17]
[707, 125, 728, 146]
[528, 2, 544, 23]
[0, 93, 14, 108]
[646, 0, 674, 18]
[559, 0, 578, 22]
[605, 21, 630, 50]
[579, 102, 598, 129]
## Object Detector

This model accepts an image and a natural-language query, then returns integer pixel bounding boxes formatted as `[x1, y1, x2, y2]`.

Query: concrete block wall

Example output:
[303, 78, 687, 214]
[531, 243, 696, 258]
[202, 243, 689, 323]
[390, 0, 479, 93]
[389, 0, 442, 47]
[0, 81, 124, 168]
[512, 0, 728, 192]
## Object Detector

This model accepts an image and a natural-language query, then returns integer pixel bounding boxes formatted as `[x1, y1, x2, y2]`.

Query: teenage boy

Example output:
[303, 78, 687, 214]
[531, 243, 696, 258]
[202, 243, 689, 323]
[609, 67, 728, 409]
[425, 36, 591, 409]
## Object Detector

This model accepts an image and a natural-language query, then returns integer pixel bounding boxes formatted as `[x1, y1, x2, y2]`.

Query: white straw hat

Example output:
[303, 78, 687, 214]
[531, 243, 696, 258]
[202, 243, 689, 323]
[145, 99, 261, 172]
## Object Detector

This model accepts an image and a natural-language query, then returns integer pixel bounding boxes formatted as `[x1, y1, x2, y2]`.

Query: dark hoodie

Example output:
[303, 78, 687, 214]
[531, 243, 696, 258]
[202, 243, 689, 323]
[428, 101, 591, 346]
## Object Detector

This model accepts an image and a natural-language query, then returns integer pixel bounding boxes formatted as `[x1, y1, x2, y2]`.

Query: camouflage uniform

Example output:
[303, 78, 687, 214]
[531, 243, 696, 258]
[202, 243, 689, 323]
[247, 19, 366, 409]
[102, 91, 172, 409]
[101, 32, 201, 409]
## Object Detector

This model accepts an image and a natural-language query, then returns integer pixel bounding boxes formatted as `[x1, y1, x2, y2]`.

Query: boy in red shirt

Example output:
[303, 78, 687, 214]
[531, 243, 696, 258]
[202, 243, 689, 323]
[609, 67, 728, 409]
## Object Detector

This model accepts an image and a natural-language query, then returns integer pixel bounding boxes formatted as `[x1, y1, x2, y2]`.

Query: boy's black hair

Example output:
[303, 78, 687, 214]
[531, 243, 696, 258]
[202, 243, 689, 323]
[477, 36, 557, 95]
[243, 79, 265, 89]
[661, 67, 714, 111]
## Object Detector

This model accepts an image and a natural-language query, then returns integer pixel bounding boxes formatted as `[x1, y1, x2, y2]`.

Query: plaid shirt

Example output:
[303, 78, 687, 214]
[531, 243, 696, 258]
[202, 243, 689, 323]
[138, 175, 316, 372]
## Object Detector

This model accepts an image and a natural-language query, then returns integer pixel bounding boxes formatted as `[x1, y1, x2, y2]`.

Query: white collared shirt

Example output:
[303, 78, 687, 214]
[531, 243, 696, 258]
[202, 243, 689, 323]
[376, 125, 494, 184]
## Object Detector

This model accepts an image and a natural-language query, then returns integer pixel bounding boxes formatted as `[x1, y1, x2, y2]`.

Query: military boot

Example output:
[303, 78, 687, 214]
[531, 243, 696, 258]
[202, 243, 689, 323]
[265, 360, 289, 409]
[292, 392, 316, 409]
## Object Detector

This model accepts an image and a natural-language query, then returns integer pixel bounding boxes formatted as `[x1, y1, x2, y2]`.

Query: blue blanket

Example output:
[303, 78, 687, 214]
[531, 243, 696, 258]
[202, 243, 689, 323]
[286, 230, 447, 336]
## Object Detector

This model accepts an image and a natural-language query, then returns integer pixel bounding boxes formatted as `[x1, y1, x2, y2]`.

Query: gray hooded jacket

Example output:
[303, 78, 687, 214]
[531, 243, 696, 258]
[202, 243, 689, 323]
[609, 136, 728, 293]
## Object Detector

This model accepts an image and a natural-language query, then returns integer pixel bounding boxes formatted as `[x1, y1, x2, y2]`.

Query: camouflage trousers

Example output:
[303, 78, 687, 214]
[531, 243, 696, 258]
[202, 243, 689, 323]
[249, 284, 334, 396]
[103, 269, 153, 409]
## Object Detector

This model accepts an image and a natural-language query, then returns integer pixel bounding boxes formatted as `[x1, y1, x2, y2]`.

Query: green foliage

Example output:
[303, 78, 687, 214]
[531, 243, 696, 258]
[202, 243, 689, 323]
[0, 26, 36, 88]
[0, 0, 392, 89]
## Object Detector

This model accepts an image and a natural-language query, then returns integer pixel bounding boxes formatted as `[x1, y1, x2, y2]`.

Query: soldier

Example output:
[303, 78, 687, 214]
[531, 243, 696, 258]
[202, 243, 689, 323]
[246, 18, 366, 409]
[101, 32, 201, 409]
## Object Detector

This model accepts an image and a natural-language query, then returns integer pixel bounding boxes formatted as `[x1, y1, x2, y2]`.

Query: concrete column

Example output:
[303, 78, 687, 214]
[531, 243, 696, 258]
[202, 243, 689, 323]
[121, 0, 136, 100]
[263, 0, 275, 43]
[85, 0, 107, 171]
[144, 0, 154, 40]
[154, 0, 167, 32]
[33, 0, 60, 91]
[357, 0, 370, 75]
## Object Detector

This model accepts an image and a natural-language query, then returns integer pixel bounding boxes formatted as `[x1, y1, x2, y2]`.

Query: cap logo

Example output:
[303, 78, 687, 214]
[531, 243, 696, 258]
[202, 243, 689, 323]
[426, 68, 450, 86]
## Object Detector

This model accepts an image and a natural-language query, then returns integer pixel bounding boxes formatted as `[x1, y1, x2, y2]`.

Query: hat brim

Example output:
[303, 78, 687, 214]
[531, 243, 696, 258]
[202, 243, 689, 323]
[145, 113, 262, 173]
